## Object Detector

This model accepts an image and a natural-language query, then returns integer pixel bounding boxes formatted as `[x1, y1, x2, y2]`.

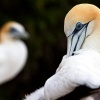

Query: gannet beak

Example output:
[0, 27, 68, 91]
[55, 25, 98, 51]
[67, 22, 90, 57]
[9, 27, 29, 39]
[23, 31, 29, 39]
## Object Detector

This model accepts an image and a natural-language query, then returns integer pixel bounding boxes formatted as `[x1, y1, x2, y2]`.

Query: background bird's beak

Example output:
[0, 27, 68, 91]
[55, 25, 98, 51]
[10, 30, 29, 39]
[67, 23, 89, 57]
[21, 31, 29, 39]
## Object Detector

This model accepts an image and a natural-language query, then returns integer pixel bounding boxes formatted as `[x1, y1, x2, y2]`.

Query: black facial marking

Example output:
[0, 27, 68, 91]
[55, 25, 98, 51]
[68, 22, 90, 56]
[72, 22, 89, 56]
[68, 22, 84, 38]
[9, 27, 17, 33]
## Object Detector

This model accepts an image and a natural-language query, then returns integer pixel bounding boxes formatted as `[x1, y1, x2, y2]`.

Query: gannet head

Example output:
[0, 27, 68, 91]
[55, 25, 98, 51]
[0, 21, 29, 42]
[64, 4, 100, 57]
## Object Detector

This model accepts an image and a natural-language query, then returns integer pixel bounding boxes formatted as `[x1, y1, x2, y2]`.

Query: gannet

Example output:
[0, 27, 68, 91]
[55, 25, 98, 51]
[0, 21, 28, 84]
[24, 4, 100, 100]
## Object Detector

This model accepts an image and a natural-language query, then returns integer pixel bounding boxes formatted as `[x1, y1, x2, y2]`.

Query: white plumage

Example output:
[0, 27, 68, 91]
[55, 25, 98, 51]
[44, 50, 100, 100]
[24, 87, 44, 100]
[24, 4, 100, 100]
[0, 21, 28, 84]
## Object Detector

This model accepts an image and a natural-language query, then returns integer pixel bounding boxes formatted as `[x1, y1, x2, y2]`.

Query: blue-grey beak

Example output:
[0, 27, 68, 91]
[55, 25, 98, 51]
[9, 27, 29, 39]
[67, 22, 89, 57]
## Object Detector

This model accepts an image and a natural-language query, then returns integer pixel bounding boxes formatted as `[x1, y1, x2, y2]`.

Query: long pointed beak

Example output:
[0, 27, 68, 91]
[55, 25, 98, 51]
[19, 31, 29, 39]
[10, 30, 29, 39]
[67, 23, 89, 57]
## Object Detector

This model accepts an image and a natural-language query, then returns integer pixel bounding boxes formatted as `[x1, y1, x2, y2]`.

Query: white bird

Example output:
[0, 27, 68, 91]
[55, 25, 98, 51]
[0, 21, 28, 84]
[24, 4, 100, 100]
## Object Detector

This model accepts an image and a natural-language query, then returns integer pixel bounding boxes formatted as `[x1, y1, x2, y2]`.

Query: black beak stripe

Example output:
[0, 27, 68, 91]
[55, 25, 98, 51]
[69, 22, 89, 56]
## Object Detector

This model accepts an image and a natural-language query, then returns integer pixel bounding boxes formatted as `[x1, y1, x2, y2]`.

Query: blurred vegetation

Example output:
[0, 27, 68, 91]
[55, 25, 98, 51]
[0, 0, 100, 100]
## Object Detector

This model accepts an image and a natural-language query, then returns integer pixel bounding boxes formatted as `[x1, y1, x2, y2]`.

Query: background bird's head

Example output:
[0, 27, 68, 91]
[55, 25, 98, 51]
[64, 4, 100, 57]
[0, 21, 29, 42]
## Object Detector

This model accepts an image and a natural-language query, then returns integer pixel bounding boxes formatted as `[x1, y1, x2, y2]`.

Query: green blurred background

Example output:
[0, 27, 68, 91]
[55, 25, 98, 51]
[0, 0, 100, 100]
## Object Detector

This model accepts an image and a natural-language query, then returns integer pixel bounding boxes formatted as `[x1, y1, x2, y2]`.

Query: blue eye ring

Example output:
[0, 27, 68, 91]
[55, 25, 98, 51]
[76, 22, 83, 30]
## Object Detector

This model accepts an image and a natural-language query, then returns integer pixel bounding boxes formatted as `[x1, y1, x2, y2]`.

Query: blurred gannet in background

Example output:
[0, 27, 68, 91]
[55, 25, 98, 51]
[24, 4, 100, 100]
[0, 21, 28, 84]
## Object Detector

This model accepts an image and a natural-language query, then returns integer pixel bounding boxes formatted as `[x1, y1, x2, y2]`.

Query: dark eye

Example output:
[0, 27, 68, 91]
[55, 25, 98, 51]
[9, 27, 17, 33]
[76, 22, 83, 30]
